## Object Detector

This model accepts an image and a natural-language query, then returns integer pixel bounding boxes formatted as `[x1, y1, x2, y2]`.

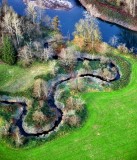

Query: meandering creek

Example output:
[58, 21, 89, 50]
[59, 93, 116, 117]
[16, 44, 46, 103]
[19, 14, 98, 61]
[0, 0, 128, 137]
[0, 56, 120, 137]
[0, 0, 137, 52]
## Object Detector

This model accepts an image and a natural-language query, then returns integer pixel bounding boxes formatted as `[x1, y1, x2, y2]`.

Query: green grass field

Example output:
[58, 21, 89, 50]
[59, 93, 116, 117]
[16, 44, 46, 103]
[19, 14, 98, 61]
[0, 61, 55, 93]
[0, 55, 137, 160]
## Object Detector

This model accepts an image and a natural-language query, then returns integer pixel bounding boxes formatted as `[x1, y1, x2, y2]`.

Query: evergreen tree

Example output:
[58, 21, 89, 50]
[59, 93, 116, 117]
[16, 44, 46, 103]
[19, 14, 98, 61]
[1, 36, 16, 65]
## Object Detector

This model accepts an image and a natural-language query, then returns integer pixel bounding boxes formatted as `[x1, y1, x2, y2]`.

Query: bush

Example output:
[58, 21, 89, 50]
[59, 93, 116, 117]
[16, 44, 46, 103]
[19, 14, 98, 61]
[33, 79, 48, 99]
[65, 115, 80, 127]
[1, 36, 17, 65]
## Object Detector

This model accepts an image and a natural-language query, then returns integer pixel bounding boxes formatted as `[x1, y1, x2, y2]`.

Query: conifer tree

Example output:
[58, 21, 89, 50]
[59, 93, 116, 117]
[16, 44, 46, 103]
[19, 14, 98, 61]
[1, 36, 16, 65]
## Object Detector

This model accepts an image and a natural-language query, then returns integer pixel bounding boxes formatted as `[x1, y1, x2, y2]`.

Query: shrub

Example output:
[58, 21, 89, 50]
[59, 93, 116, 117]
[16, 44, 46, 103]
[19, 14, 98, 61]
[33, 79, 48, 99]
[117, 44, 129, 53]
[32, 111, 45, 124]
[65, 115, 80, 127]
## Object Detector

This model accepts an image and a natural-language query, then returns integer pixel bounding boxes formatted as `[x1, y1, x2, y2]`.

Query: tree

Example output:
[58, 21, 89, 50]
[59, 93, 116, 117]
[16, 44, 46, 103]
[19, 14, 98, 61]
[14, 127, 23, 147]
[52, 16, 60, 31]
[1, 4, 23, 46]
[11, 13, 23, 46]
[33, 79, 48, 99]
[32, 110, 45, 125]
[36, 3, 45, 23]
[60, 47, 76, 72]
[66, 97, 84, 111]
[65, 115, 80, 127]
[41, 47, 54, 61]
[1, 36, 16, 65]
[18, 43, 33, 66]
[25, 2, 37, 23]
[74, 11, 101, 48]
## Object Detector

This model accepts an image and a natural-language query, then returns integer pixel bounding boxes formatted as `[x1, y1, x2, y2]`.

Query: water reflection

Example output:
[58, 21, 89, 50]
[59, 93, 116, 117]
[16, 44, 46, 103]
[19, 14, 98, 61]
[74, 0, 83, 7]
[118, 29, 137, 52]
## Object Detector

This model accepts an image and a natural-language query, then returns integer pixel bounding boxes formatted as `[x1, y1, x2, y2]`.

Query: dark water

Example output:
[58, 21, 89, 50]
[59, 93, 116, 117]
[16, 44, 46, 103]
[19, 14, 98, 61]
[1, 0, 137, 52]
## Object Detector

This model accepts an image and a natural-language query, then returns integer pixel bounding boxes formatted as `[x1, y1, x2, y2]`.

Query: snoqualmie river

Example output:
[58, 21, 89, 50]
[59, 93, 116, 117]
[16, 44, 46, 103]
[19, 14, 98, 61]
[1, 0, 137, 52]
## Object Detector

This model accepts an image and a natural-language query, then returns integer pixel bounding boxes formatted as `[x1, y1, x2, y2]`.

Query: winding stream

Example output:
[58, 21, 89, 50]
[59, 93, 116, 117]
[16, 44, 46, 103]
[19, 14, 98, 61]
[0, 0, 130, 137]
[0, 56, 120, 137]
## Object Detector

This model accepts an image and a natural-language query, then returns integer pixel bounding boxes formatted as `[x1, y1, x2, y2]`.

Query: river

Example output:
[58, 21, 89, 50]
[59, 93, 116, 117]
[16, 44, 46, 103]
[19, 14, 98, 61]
[1, 0, 137, 52]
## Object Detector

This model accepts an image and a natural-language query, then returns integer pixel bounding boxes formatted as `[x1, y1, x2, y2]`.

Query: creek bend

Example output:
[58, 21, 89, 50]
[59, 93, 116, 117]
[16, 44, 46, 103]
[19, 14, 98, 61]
[0, 56, 120, 137]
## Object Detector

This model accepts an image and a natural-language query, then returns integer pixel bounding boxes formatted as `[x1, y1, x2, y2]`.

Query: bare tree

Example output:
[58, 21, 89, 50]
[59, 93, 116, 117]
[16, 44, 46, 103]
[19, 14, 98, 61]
[33, 110, 45, 122]
[33, 79, 48, 99]
[1, 5, 23, 46]
[74, 11, 101, 48]
[26, 2, 37, 23]
[41, 47, 54, 61]
[18, 43, 33, 65]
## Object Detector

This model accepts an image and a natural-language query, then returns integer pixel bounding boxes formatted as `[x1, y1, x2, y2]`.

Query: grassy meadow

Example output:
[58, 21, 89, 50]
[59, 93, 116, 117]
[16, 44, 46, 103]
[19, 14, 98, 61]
[0, 54, 137, 160]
